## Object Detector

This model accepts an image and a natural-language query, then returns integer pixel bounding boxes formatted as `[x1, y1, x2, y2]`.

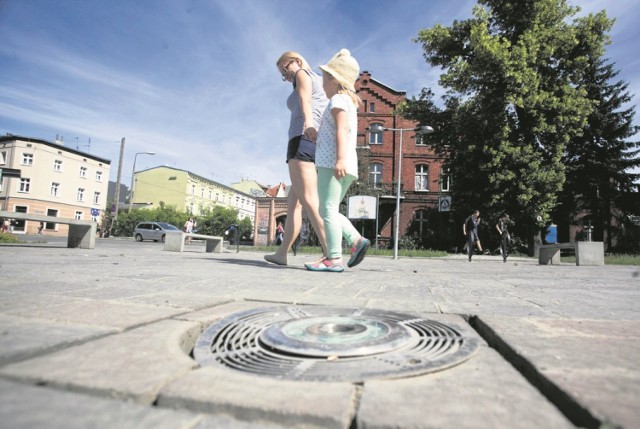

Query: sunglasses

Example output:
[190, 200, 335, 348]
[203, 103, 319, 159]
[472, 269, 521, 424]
[280, 60, 295, 80]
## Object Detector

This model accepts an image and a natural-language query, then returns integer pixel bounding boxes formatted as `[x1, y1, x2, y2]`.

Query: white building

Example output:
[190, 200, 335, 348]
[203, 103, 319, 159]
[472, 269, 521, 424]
[0, 135, 111, 234]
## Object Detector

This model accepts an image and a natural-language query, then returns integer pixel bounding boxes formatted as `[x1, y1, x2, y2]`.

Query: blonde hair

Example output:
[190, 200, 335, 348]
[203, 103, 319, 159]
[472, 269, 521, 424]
[323, 72, 362, 107]
[276, 51, 311, 71]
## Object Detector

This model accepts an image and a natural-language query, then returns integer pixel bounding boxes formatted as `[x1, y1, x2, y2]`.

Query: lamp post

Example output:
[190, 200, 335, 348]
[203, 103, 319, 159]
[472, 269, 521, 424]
[128, 151, 155, 212]
[369, 124, 434, 259]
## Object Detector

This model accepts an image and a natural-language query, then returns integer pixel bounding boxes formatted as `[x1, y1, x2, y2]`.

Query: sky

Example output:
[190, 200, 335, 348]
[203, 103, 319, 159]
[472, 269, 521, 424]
[1, 0, 639, 189]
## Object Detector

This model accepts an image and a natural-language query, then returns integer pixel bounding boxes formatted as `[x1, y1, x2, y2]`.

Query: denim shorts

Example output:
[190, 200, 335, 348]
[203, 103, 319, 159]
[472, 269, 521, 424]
[286, 135, 316, 163]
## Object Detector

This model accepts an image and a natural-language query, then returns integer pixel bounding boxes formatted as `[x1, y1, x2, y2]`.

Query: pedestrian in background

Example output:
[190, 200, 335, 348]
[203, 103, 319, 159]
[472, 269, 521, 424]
[463, 209, 483, 262]
[184, 218, 194, 244]
[495, 213, 512, 263]
[545, 222, 557, 244]
[265, 51, 329, 266]
[275, 222, 284, 245]
[306, 49, 370, 273]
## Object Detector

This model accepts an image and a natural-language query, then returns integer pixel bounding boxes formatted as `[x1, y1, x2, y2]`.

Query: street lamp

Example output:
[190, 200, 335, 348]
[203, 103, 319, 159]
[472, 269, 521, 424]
[128, 151, 155, 212]
[369, 124, 434, 259]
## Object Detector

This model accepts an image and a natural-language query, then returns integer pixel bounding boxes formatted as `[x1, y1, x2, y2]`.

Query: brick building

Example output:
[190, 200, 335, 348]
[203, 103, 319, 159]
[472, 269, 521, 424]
[356, 71, 450, 249]
[253, 71, 451, 249]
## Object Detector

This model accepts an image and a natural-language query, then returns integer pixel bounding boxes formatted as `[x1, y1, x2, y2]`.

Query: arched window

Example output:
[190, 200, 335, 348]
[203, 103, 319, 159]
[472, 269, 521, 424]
[415, 164, 429, 191]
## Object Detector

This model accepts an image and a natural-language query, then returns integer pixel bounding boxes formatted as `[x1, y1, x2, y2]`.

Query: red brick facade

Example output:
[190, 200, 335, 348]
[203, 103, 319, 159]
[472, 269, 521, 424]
[356, 71, 449, 248]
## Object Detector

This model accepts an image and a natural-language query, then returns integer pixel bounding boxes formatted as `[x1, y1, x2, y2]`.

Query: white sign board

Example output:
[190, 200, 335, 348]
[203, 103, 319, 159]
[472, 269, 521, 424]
[348, 196, 377, 220]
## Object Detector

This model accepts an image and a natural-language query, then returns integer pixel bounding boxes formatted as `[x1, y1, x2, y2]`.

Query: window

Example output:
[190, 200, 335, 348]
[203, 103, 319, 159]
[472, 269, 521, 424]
[369, 163, 383, 189]
[209, 190, 213, 200]
[440, 168, 451, 192]
[201, 187, 205, 198]
[414, 209, 429, 236]
[53, 160, 63, 171]
[191, 184, 196, 195]
[80, 166, 87, 178]
[416, 133, 427, 146]
[0, 151, 6, 164]
[21, 153, 33, 165]
[74, 211, 83, 220]
[415, 164, 429, 191]
[18, 178, 30, 192]
[370, 102, 376, 113]
[50, 182, 60, 196]
[369, 123, 384, 145]
[95, 171, 103, 182]
[77, 188, 85, 201]
[93, 191, 100, 204]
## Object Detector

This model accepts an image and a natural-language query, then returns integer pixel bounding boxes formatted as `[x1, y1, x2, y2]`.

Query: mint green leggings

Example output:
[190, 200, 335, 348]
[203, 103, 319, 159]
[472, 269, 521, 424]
[317, 167, 360, 259]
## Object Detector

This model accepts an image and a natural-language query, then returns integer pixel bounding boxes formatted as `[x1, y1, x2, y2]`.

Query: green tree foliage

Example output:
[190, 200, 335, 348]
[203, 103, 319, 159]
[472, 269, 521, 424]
[197, 206, 253, 240]
[107, 203, 253, 241]
[108, 202, 188, 237]
[559, 38, 640, 248]
[407, 0, 613, 252]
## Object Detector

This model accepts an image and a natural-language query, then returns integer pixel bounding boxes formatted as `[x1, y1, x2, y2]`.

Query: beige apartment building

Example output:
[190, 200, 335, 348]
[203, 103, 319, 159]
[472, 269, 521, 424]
[0, 135, 110, 235]
[132, 166, 256, 223]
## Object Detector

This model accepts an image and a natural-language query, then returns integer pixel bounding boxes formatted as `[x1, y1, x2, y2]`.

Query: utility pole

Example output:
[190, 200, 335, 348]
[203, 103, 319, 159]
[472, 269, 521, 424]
[110, 137, 125, 235]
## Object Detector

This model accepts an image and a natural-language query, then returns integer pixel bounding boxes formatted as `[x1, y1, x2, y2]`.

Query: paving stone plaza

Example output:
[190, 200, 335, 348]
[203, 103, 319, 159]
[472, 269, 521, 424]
[0, 238, 639, 428]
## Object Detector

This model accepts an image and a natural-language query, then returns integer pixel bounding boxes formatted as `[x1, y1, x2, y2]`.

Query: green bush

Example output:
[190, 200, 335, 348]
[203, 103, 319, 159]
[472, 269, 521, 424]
[0, 232, 19, 243]
[104, 203, 253, 240]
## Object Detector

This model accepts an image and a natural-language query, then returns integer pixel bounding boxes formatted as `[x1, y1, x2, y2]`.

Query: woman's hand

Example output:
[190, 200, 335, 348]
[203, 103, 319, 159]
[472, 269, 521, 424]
[303, 126, 317, 142]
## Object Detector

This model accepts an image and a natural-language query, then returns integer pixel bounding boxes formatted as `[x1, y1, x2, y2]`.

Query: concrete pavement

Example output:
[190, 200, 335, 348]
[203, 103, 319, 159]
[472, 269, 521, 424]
[0, 237, 638, 428]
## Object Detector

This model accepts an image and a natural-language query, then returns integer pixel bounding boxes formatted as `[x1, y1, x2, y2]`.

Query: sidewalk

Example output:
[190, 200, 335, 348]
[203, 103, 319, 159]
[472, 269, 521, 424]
[0, 238, 638, 428]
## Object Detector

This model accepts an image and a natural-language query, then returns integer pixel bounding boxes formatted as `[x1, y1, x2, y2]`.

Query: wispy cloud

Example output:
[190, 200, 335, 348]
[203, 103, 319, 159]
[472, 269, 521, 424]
[0, 0, 638, 187]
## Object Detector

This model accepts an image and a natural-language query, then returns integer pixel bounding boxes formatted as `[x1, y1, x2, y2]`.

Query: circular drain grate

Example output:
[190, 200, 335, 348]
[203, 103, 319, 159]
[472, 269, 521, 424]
[193, 306, 480, 382]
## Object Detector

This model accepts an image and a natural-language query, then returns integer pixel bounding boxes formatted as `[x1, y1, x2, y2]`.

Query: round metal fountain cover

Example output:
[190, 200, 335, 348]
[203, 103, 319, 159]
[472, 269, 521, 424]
[260, 315, 414, 357]
[193, 306, 480, 382]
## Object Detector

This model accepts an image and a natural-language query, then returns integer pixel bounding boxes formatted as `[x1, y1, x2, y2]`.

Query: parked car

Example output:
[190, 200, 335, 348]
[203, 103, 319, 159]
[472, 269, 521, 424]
[133, 222, 180, 242]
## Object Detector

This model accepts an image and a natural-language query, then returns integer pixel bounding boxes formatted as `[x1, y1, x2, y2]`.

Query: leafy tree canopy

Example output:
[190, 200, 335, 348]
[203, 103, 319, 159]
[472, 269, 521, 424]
[406, 0, 614, 227]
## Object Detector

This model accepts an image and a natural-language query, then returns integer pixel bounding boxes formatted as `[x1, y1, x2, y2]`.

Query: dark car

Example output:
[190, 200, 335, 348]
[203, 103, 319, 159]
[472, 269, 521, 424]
[133, 222, 180, 242]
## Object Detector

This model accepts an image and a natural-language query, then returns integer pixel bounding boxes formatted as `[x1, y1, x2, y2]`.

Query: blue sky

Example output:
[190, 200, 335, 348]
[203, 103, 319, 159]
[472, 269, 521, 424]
[1, 0, 638, 188]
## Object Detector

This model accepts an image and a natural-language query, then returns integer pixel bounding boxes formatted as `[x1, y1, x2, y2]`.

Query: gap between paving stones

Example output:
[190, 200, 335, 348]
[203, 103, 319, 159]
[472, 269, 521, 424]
[0, 301, 246, 407]
[469, 315, 604, 429]
[0, 309, 198, 367]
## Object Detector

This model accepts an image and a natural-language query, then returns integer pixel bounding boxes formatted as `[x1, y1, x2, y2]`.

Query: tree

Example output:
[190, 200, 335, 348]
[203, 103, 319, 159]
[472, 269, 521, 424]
[197, 206, 253, 240]
[409, 0, 612, 254]
[109, 202, 189, 237]
[559, 14, 640, 249]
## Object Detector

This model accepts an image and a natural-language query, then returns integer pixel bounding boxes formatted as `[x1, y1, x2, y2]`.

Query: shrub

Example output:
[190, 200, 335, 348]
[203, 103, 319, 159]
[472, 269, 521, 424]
[0, 232, 19, 243]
